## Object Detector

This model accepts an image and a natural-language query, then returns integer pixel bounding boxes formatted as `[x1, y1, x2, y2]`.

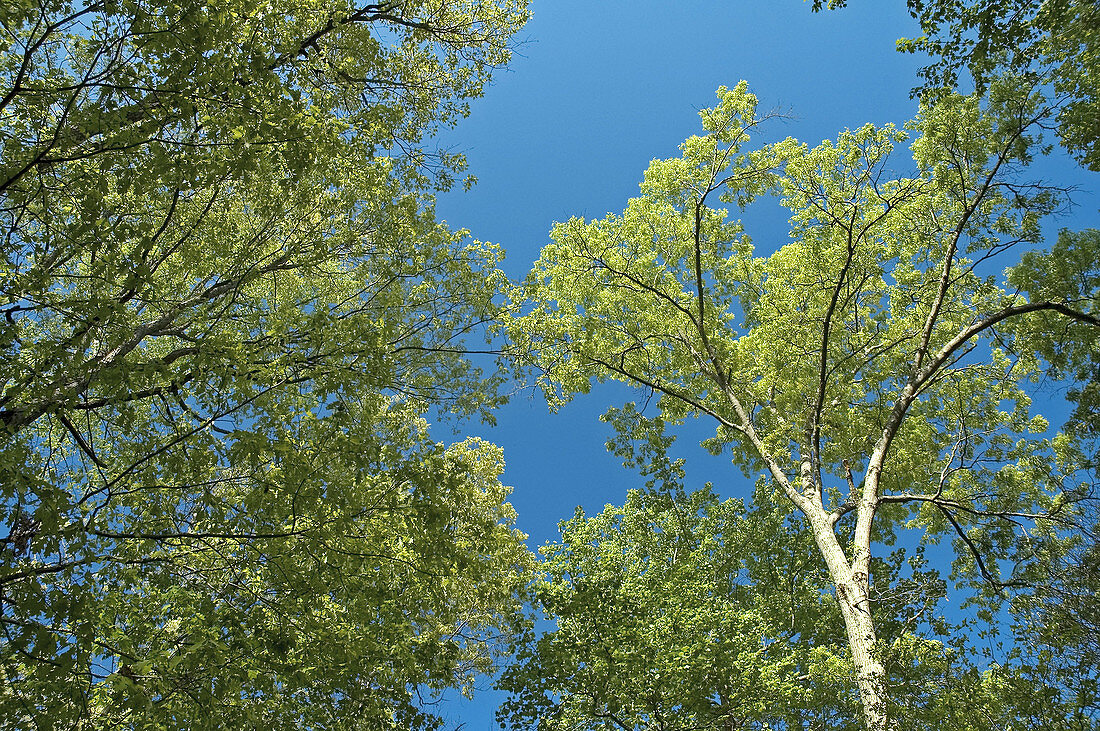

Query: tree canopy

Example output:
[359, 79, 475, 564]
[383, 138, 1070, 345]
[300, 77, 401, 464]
[813, 0, 1100, 170]
[3, 2, 1099, 729]
[0, 1, 532, 727]
[512, 80, 1099, 729]
[498, 482, 857, 730]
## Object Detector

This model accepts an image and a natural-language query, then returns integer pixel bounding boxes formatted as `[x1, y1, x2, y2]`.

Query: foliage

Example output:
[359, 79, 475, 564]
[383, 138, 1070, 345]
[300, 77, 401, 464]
[0, 0, 533, 727]
[1011, 229, 1100, 438]
[512, 80, 1099, 729]
[999, 227, 1100, 724]
[811, 0, 1100, 170]
[497, 417, 1089, 730]
[497, 420, 859, 730]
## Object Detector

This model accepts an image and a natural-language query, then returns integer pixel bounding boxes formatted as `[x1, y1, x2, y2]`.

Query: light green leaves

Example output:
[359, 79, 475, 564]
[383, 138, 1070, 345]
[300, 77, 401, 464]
[904, 0, 1100, 170]
[498, 485, 853, 730]
[0, 1, 532, 727]
[514, 79, 1098, 728]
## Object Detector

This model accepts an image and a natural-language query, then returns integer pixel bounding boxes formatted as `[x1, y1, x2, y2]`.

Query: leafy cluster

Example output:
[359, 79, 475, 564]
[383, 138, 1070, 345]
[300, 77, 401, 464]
[813, 0, 1100, 170]
[498, 483, 857, 731]
[2, 1, 1098, 729]
[0, 1, 532, 727]
[511, 79, 1100, 729]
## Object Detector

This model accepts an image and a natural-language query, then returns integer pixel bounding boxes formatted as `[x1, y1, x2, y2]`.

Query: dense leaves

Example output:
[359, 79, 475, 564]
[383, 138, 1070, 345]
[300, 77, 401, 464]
[4, 2, 1096, 728]
[498, 483, 857, 731]
[497, 419, 1092, 730]
[813, 0, 1100, 170]
[513, 80, 1099, 729]
[0, 1, 532, 727]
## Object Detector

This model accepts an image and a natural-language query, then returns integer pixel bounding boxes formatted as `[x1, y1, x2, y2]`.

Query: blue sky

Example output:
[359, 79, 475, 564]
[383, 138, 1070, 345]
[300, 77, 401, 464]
[431, 1, 1100, 726]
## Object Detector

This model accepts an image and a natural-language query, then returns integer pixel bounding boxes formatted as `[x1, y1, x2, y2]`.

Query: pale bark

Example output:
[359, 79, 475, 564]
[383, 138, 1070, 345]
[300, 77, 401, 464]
[771, 458, 892, 731]
[809, 509, 891, 731]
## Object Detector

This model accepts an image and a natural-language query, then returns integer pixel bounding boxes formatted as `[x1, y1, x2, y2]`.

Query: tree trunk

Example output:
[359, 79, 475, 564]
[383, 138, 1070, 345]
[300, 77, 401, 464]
[836, 575, 889, 731]
[808, 515, 891, 731]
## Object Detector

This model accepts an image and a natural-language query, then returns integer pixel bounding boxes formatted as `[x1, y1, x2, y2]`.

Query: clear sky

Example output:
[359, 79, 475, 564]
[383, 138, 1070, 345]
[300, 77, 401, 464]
[431, 1, 1100, 727]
